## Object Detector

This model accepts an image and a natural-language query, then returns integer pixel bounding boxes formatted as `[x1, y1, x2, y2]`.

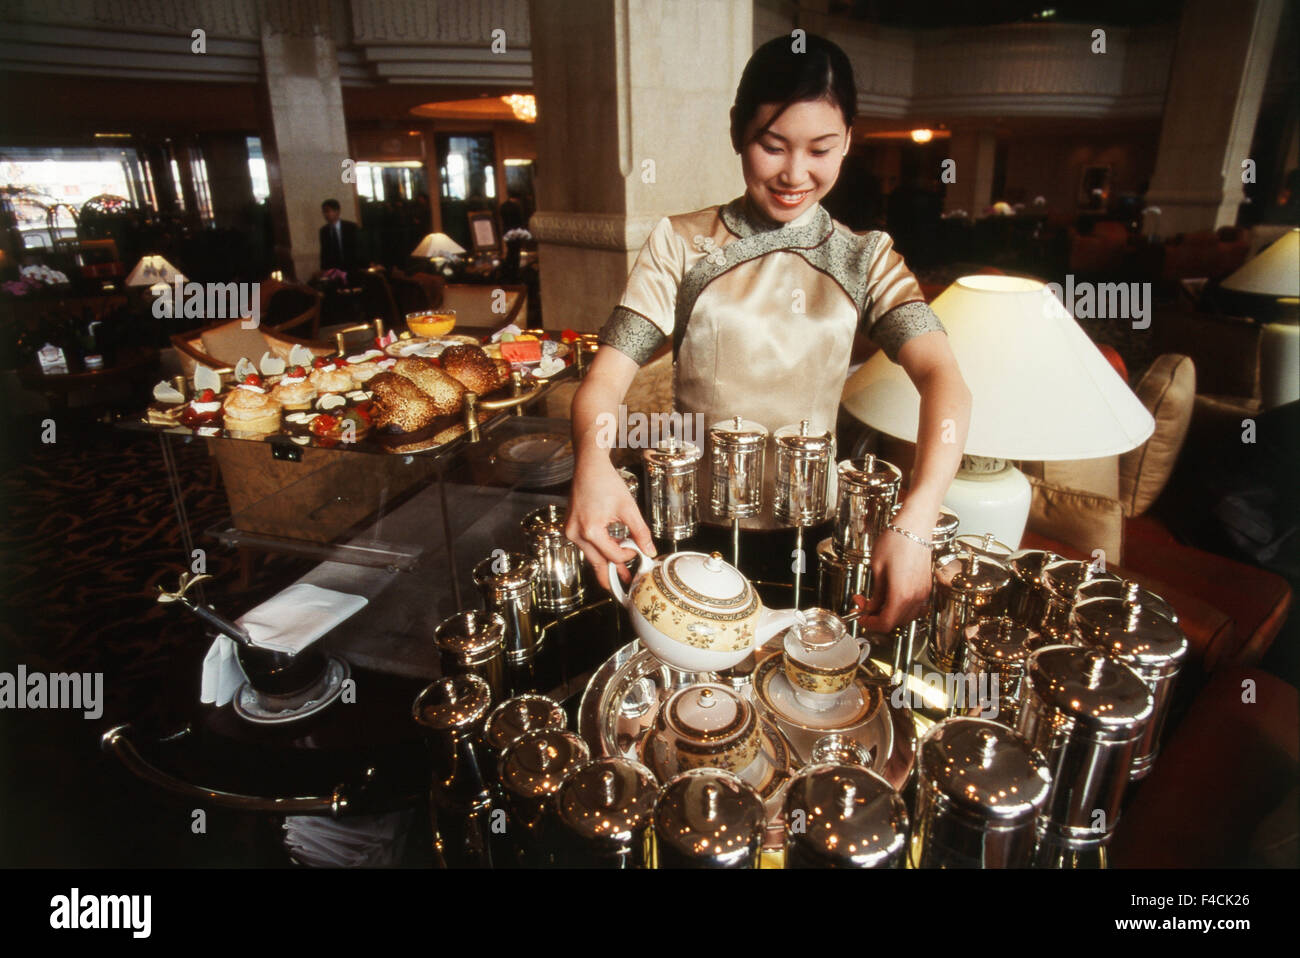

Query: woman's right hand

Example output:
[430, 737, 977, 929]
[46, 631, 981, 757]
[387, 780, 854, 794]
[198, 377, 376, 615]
[565, 455, 656, 592]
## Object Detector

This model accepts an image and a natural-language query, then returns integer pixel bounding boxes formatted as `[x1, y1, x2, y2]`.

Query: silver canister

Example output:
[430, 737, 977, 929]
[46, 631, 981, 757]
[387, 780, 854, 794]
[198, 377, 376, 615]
[1039, 558, 1119, 644]
[889, 505, 961, 672]
[1070, 583, 1189, 781]
[652, 768, 766, 869]
[472, 551, 539, 665]
[521, 504, 585, 613]
[955, 532, 1014, 564]
[484, 694, 567, 756]
[833, 455, 902, 559]
[497, 728, 591, 860]
[816, 536, 870, 631]
[643, 439, 702, 543]
[783, 763, 909, 869]
[960, 615, 1040, 725]
[911, 717, 1052, 869]
[434, 610, 507, 702]
[617, 467, 639, 503]
[555, 758, 658, 868]
[1074, 577, 1179, 624]
[1006, 549, 1059, 629]
[928, 552, 1012, 673]
[707, 416, 767, 521]
[773, 420, 835, 526]
[412, 674, 496, 868]
[1017, 645, 1154, 865]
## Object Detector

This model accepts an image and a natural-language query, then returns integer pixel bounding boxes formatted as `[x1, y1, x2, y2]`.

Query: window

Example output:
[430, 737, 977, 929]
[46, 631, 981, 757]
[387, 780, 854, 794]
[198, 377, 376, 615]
[246, 136, 270, 203]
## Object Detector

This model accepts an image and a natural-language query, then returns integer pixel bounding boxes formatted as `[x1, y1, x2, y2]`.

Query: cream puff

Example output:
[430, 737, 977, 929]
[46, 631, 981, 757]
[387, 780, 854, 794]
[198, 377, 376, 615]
[222, 377, 282, 435]
[309, 356, 355, 394]
[271, 365, 316, 410]
[347, 350, 395, 384]
[179, 389, 223, 428]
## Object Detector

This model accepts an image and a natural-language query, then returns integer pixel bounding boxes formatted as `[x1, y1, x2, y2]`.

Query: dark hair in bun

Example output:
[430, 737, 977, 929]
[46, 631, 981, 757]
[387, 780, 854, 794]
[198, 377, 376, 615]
[730, 33, 857, 152]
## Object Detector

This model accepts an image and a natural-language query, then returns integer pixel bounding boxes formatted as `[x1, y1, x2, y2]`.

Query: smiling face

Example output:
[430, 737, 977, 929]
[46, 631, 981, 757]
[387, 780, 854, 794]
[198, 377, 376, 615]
[738, 99, 850, 223]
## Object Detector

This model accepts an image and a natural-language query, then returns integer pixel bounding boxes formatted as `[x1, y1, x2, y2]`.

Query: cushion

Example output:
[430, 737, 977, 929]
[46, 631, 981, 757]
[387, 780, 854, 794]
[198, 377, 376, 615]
[1021, 456, 1120, 501]
[1025, 474, 1124, 567]
[199, 321, 275, 367]
[1119, 353, 1195, 517]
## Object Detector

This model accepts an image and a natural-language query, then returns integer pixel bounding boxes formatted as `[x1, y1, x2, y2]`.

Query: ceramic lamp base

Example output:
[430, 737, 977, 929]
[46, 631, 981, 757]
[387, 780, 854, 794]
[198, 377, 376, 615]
[942, 458, 1031, 550]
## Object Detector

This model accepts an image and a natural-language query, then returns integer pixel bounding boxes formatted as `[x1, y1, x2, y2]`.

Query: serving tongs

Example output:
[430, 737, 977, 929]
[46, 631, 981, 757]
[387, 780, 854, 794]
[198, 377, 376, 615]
[156, 573, 253, 646]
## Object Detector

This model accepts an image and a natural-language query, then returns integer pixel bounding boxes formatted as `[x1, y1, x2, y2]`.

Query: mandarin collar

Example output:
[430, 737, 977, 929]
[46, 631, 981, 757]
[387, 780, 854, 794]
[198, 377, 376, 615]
[720, 195, 830, 246]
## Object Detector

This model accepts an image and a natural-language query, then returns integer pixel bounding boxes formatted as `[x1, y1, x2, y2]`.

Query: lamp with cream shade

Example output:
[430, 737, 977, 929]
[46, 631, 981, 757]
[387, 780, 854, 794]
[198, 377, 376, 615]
[1219, 227, 1299, 409]
[842, 275, 1155, 548]
[412, 232, 466, 262]
[125, 254, 186, 289]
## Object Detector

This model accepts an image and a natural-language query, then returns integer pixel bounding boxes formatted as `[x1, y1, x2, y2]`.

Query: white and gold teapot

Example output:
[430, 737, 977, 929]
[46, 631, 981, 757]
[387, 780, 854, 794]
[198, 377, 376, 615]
[608, 541, 802, 672]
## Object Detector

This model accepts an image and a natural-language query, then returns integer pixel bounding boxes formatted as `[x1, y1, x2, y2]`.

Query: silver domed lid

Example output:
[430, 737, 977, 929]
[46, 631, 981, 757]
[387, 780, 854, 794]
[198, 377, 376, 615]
[498, 728, 590, 800]
[1025, 645, 1155, 731]
[556, 758, 658, 845]
[653, 768, 765, 864]
[918, 717, 1052, 822]
[485, 694, 566, 752]
[783, 763, 908, 867]
[412, 673, 492, 732]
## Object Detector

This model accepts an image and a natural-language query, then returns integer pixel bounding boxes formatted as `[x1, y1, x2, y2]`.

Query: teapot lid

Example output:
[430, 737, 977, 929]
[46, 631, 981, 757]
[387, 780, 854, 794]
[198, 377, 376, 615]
[935, 551, 1012, 594]
[955, 532, 1014, 561]
[1042, 558, 1117, 601]
[661, 684, 753, 746]
[556, 758, 658, 845]
[709, 416, 768, 448]
[1025, 646, 1154, 730]
[660, 550, 753, 611]
[965, 616, 1038, 664]
[412, 674, 492, 732]
[1070, 588, 1188, 668]
[1074, 577, 1178, 623]
[653, 768, 765, 862]
[434, 610, 506, 660]
[783, 763, 908, 867]
[498, 728, 590, 799]
[485, 694, 566, 752]
[918, 717, 1052, 822]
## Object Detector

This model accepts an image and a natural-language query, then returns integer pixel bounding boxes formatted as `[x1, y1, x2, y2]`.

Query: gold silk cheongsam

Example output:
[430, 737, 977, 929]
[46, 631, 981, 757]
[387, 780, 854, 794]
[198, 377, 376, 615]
[598, 196, 945, 530]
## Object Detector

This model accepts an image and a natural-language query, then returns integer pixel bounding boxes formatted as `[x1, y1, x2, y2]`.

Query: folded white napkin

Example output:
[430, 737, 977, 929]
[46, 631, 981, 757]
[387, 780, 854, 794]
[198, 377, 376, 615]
[199, 584, 367, 706]
[282, 811, 412, 867]
[235, 583, 368, 654]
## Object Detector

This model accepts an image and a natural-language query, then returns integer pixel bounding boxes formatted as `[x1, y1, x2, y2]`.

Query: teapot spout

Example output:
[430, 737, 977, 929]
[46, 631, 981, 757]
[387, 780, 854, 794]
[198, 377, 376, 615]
[754, 607, 804, 650]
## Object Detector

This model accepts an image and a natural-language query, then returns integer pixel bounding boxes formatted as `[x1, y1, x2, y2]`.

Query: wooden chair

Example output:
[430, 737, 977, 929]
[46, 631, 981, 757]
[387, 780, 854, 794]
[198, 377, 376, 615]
[258, 281, 323, 336]
[439, 283, 527, 329]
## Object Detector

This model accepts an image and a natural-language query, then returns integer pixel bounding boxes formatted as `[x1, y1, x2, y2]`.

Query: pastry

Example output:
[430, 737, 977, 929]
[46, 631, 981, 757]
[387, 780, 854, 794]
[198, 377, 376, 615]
[393, 357, 466, 415]
[309, 356, 355, 394]
[308, 403, 373, 445]
[222, 376, 282, 435]
[271, 365, 316, 410]
[346, 349, 390, 384]
[369, 371, 447, 453]
[146, 403, 183, 427]
[179, 388, 223, 428]
[441, 344, 504, 395]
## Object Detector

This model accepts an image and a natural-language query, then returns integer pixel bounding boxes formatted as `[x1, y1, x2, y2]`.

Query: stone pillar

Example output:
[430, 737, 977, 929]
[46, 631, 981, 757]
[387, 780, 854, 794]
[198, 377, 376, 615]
[943, 129, 997, 215]
[1146, 0, 1285, 235]
[258, 18, 355, 281]
[528, 0, 751, 331]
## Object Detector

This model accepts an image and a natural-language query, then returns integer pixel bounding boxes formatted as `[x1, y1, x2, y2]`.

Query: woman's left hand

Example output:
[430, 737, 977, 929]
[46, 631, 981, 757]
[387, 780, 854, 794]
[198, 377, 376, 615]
[861, 523, 934, 633]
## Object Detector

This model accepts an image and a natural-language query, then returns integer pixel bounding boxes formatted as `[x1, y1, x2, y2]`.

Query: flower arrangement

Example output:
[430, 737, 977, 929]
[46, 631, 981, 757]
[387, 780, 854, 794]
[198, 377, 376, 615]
[503, 228, 533, 243]
[3, 265, 70, 296]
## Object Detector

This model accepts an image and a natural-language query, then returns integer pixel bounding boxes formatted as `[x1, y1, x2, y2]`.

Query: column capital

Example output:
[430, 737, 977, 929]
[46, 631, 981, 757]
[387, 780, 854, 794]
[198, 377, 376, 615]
[530, 210, 661, 252]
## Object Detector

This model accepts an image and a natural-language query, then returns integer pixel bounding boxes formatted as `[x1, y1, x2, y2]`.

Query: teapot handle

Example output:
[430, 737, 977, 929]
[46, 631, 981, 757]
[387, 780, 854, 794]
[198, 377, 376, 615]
[607, 538, 655, 606]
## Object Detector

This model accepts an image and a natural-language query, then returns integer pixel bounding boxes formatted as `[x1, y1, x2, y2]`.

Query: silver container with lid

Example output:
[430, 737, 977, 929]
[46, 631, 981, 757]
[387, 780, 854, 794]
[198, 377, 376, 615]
[1074, 577, 1178, 624]
[911, 717, 1052, 868]
[555, 758, 658, 868]
[617, 466, 639, 502]
[1039, 558, 1118, 644]
[434, 610, 507, 701]
[498, 727, 591, 862]
[521, 504, 585, 613]
[643, 439, 702, 543]
[955, 532, 1014, 563]
[773, 420, 835, 526]
[1006, 549, 1058, 630]
[652, 767, 766, 869]
[412, 674, 496, 867]
[928, 552, 1012, 673]
[1017, 645, 1153, 864]
[707, 416, 767, 521]
[833, 455, 902, 559]
[783, 763, 909, 868]
[889, 505, 961, 672]
[472, 551, 540, 665]
[815, 536, 870, 635]
[960, 615, 1039, 725]
[484, 693, 566, 756]
[1070, 584, 1189, 781]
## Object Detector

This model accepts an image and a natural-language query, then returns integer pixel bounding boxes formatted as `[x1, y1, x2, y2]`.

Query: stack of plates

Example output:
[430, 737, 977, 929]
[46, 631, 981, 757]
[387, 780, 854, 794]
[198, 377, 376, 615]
[492, 430, 575, 488]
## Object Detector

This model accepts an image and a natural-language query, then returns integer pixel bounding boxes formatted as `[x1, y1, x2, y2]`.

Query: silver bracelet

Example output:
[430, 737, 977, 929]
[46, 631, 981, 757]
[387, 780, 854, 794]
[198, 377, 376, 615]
[886, 522, 934, 550]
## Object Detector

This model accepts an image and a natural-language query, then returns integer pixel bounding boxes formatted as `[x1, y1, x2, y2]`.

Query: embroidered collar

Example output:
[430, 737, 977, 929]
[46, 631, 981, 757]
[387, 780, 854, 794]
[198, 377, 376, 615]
[719, 195, 831, 247]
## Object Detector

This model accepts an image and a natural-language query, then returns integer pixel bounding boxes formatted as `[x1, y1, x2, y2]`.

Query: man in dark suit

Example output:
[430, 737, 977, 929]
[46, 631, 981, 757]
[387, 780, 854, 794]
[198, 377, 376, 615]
[318, 199, 361, 275]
